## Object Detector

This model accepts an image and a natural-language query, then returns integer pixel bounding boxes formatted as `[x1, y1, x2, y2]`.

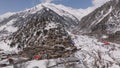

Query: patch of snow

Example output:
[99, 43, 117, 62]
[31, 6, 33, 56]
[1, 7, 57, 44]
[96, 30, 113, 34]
[0, 40, 19, 53]
[110, 64, 120, 68]
[45, 22, 57, 30]
[5, 26, 18, 33]
[101, 35, 109, 39]
[26, 60, 47, 68]
[110, 50, 120, 59]
[0, 12, 14, 22]
[2, 66, 13, 68]
[26, 59, 57, 68]
[102, 54, 113, 62]
[0, 19, 18, 32]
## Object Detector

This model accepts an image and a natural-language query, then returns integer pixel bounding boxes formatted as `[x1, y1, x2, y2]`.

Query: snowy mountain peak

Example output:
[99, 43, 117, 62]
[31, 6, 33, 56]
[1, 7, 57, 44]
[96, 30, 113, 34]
[0, 3, 81, 58]
[0, 3, 81, 38]
[8, 4, 77, 60]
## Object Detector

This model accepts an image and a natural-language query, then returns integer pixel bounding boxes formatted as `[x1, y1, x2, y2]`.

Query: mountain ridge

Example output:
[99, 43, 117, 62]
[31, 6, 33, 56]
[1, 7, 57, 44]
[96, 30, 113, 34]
[76, 0, 120, 43]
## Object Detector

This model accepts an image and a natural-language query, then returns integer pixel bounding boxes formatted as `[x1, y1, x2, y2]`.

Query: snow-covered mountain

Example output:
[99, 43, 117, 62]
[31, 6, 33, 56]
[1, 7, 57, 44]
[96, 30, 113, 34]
[0, 0, 120, 68]
[77, 0, 120, 43]
[0, 3, 80, 68]
[8, 7, 78, 60]
[0, 3, 82, 37]
[0, 3, 83, 47]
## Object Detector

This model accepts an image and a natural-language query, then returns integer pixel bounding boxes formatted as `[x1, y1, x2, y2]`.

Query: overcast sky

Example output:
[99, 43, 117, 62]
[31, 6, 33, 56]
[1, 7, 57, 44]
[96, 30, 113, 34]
[0, 0, 109, 15]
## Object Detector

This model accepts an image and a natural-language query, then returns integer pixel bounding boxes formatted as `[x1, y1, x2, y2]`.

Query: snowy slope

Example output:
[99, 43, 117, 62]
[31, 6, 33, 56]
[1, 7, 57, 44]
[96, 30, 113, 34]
[0, 3, 84, 53]
[0, 12, 15, 22]
[75, 0, 120, 44]
[0, 3, 81, 47]
[0, 3, 82, 36]
[72, 34, 120, 68]
[0, 2, 104, 36]
[77, 0, 120, 34]
[3, 33, 120, 68]
[0, 0, 120, 68]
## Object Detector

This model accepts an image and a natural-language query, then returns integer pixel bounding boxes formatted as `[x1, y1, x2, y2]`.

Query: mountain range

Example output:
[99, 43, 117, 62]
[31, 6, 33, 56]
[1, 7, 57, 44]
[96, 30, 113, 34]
[0, 0, 120, 68]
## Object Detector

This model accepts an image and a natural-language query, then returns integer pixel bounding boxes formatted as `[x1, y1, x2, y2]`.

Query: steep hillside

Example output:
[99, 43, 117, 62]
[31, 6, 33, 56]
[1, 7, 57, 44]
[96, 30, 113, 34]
[8, 7, 77, 59]
[77, 0, 120, 43]
[0, 4, 81, 44]
[0, 3, 81, 67]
